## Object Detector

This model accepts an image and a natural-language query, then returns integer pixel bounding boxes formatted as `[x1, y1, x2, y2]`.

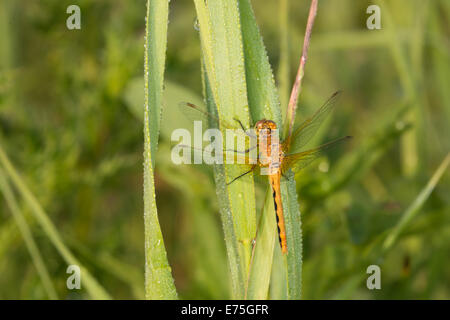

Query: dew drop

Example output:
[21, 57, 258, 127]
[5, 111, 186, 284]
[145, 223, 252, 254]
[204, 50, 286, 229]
[395, 121, 405, 130]
[318, 161, 329, 173]
[193, 18, 200, 31]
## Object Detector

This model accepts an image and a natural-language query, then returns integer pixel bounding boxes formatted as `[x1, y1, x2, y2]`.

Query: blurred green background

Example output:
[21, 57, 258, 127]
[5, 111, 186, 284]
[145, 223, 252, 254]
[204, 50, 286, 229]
[0, 0, 449, 299]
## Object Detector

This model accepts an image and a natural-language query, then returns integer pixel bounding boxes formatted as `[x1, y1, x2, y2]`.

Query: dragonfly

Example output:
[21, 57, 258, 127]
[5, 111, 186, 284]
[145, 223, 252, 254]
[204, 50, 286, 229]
[176, 91, 351, 254]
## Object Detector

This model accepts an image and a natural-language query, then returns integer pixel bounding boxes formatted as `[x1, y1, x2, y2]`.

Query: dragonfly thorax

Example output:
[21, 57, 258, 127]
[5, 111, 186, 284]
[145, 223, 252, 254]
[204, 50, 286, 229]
[254, 119, 284, 171]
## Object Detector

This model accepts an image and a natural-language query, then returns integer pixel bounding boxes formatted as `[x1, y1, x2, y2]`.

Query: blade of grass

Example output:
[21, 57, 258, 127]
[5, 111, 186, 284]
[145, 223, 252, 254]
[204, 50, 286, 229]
[239, 0, 282, 126]
[269, 240, 287, 300]
[156, 144, 229, 299]
[242, 0, 313, 300]
[383, 152, 450, 252]
[238, 0, 283, 299]
[0, 143, 111, 299]
[429, 6, 450, 133]
[245, 187, 277, 299]
[145, 0, 167, 162]
[193, 0, 216, 94]
[379, 1, 418, 177]
[67, 239, 145, 299]
[0, 169, 58, 300]
[0, 218, 21, 260]
[202, 65, 248, 299]
[143, 0, 177, 299]
[331, 153, 450, 299]
[194, 0, 257, 299]
[282, 171, 303, 299]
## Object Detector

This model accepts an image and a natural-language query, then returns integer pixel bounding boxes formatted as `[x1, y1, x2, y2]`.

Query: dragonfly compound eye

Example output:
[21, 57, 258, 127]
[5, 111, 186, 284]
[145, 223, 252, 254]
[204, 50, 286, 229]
[254, 119, 266, 130]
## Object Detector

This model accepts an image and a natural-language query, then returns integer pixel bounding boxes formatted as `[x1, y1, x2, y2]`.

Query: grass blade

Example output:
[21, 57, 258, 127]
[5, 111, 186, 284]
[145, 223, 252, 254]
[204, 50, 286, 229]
[143, 0, 177, 299]
[0, 144, 111, 299]
[0, 169, 58, 299]
[282, 171, 303, 299]
[245, 187, 277, 299]
[68, 239, 145, 299]
[202, 65, 248, 299]
[379, 2, 419, 177]
[194, 0, 257, 299]
[238, 0, 283, 299]
[145, 0, 167, 161]
[383, 152, 450, 252]
[269, 243, 287, 299]
[239, 0, 282, 126]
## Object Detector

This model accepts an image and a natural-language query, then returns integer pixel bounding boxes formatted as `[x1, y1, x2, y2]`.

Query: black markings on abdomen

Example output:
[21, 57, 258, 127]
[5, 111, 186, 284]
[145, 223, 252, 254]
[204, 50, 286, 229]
[272, 187, 282, 246]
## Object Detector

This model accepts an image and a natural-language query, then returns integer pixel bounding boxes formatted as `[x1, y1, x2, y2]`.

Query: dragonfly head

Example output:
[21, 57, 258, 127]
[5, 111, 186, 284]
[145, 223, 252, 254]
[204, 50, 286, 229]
[254, 119, 277, 135]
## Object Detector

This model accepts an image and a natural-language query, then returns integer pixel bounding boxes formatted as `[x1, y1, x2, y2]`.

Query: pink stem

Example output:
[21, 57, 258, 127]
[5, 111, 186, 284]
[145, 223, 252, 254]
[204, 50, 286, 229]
[284, 0, 318, 145]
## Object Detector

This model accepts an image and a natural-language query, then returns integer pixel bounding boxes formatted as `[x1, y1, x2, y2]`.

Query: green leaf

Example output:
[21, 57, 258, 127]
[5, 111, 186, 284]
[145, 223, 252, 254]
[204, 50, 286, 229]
[282, 171, 303, 299]
[245, 186, 277, 299]
[194, 0, 258, 299]
[269, 243, 288, 300]
[143, 0, 177, 300]
[238, 0, 282, 127]
[238, 0, 288, 300]
[145, 0, 168, 161]
[239, 0, 302, 300]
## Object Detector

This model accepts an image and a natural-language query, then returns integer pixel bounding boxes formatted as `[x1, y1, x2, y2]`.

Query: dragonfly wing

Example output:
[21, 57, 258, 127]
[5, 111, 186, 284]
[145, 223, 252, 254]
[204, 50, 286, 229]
[174, 144, 258, 184]
[286, 91, 342, 154]
[282, 136, 351, 174]
[177, 101, 259, 184]
[178, 101, 220, 129]
[178, 101, 240, 130]
[175, 143, 258, 166]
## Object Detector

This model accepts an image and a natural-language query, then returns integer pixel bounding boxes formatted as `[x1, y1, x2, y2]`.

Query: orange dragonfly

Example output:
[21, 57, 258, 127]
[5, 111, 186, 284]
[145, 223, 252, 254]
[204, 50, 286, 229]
[176, 91, 351, 254]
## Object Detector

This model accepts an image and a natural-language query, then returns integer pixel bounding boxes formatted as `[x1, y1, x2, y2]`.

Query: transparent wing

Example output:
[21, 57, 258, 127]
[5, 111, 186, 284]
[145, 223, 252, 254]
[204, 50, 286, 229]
[178, 100, 257, 156]
[282, 136, 351, 174]
[172, 143, 258, 184]
[173, 143, 258, 165]
[285, 91, 342, 154]
[178, 101, 239, 130]
[176, 101, 261, 184]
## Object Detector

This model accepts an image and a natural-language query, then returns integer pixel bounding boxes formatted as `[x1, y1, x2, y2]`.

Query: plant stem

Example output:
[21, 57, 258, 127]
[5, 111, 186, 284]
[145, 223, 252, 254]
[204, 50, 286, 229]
[284, 0, 318, 142]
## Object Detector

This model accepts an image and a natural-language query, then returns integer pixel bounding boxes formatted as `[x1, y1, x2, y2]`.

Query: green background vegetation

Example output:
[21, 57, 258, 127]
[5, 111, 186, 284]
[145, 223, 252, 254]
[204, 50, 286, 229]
[0, 0, 449, 299]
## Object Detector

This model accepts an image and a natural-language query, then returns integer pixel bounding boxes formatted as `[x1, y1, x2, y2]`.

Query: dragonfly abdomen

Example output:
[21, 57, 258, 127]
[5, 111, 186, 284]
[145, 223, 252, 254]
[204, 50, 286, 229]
[269, 172, 287, 254]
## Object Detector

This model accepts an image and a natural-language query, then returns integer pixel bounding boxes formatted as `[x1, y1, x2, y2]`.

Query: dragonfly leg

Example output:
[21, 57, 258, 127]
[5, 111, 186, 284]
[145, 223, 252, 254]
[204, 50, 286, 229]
[233, 117, 247, 131]
[226, 165, 257, 185]
[226, 145, 257, 154]
[233, 118, 257, 138]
